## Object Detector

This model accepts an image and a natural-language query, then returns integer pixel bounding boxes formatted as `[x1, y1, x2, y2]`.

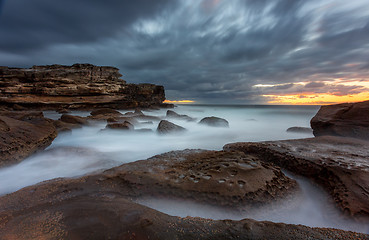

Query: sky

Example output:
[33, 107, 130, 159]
[0, 0, 369, 105]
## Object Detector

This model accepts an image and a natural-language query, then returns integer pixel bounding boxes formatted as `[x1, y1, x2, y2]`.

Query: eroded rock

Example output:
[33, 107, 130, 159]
[224, 136, 369, 219]
[311, 100, 369, 140]
[0, 150, 366, 239]
[0, 113, 57, 167]
[104, 149, 298, 207]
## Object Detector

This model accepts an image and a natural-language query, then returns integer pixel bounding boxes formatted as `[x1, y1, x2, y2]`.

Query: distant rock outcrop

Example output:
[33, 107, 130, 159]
[311, 100, 369, 140]
[0, 64, 167, 110]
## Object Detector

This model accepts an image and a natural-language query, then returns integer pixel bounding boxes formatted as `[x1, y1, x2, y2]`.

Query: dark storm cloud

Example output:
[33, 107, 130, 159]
[0, 0, 369, 103]
[0, 0, 4, 14]
[0, 0, 171, 53]
[256, 81, 368, 97]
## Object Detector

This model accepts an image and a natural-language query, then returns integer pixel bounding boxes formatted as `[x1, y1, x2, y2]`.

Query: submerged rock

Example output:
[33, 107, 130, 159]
[157, 120, 186, 134]
[60, 114, 88, 125]
[90, 108, 123, 116]
[311, 100, 369, 140]
[135, 115, 161, 122]
[0, 112, 57, 167]
[224, 136, 369, 219]
[105, 121, 134, 130]
[52, 119, 81, 133]
[286, 126, 313, 134]
[166, 110, 195, 121]
[135, 128, 153, 133]
[199, 116, 229, 127]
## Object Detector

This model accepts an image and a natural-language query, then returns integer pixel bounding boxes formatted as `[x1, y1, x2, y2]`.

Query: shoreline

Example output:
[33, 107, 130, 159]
[1, 104, 366, 237]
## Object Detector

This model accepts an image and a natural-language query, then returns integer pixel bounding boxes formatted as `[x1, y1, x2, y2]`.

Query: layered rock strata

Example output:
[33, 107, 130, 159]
[0, 64, 167, 110]
[224, 136, 369, 219]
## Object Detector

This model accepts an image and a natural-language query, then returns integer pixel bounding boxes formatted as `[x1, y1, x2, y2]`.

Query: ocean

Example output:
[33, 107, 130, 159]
[1, 104, 367, 233]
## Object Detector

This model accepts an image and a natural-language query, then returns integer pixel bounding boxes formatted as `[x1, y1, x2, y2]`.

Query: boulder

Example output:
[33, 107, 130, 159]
[166, 110, 195, 121]
[52, 120, 81, 133]
[311, 100, 369, 140]
[199, 116, 229, 127]
[105, 121, 134, 130]
[286, 126, 313, 134]
[0, 114, 57, 167]
[224, 136, 369, 219]
[60, 114, 88, 125]
[0, 64, 166, 110]
[157, 120, 186, 134]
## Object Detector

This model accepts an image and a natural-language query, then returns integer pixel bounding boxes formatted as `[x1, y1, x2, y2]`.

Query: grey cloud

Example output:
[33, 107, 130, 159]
[305, 82, 326, 88]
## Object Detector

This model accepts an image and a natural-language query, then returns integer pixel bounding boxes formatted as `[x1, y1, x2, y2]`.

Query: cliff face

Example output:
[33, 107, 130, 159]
[0, 64, 166, 109]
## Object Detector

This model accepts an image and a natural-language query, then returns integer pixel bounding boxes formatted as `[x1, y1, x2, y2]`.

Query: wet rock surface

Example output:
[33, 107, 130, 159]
[224, 136, 369, 219]
[0, 111, 57, 167]
[199, 116, 229, 127]
[311, 100, 369, 140]
[0, 64, 167, 110]
[0, 150, 367, 239]
[157, 120, 186, 134]
[103, 149, 298, 207]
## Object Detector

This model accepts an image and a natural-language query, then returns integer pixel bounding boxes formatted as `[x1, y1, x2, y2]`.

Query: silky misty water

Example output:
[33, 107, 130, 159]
[0, 104, 368, 233]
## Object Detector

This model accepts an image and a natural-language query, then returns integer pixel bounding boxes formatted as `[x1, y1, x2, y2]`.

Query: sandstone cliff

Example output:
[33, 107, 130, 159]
[0, 64, 167, 110]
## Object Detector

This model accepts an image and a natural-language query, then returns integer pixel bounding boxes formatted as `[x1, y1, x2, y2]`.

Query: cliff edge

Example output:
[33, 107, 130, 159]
[0, 63, 167, 110]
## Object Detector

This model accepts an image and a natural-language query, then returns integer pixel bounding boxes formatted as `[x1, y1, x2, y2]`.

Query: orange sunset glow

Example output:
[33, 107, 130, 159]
[264, 92, 369, 105]
[164, 100, 195, 104]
